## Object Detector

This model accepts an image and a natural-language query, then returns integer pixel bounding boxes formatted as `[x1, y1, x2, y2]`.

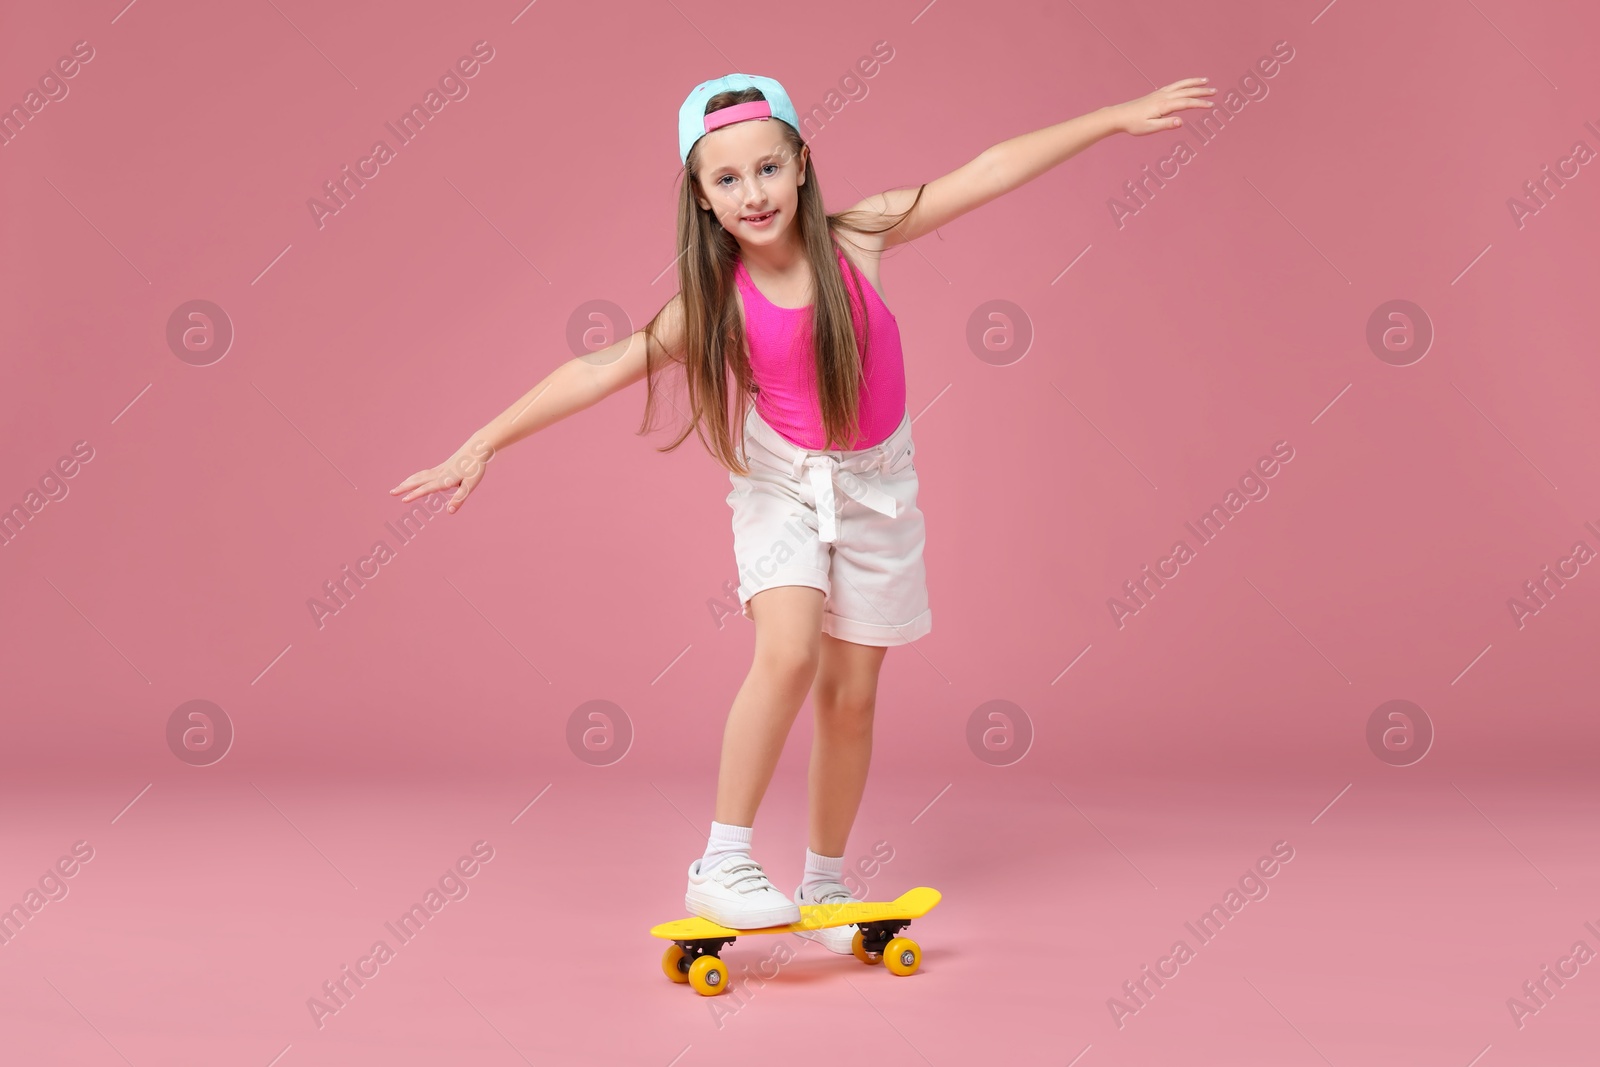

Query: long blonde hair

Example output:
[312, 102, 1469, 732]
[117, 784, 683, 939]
[638, 86, 925, 476]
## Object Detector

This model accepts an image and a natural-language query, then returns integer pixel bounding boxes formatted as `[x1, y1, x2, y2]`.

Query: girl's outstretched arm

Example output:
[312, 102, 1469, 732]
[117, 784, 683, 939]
[389, 293, 685, 512]
[847, 78, 1215, 248]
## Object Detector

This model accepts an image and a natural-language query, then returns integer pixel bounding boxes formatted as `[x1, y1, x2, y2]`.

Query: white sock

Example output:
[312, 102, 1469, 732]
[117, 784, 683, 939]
[801, 848, 846, 898]
[700, 820, 754, 872]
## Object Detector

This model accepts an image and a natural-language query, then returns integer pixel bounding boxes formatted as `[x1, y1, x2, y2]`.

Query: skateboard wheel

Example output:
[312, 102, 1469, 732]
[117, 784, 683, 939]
[688, 954, 728, 996]
[661, 944, 691, 984]
[851, 929, 881, 966]
[883, 937, 921, 976]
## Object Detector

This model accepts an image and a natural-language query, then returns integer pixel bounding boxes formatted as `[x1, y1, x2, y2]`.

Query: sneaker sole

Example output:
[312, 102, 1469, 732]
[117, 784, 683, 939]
[795, 925, 856, 954]
[684, 894, 801, 929]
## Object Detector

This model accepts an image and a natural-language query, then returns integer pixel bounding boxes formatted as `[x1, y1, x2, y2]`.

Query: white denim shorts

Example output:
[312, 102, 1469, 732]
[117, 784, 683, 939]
[725, 403, 932, 646]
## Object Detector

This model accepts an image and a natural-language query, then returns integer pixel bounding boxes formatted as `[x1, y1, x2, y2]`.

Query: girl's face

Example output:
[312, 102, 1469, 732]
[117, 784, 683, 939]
[693, 121, 808, 248]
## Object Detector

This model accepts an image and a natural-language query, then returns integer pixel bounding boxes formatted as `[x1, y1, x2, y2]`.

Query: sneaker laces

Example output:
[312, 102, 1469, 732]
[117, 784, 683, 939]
[713, 857, 780, 896]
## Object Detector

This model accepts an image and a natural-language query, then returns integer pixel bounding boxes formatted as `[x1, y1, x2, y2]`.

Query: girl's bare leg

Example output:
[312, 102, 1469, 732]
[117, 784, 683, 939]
[713, 585, 827, 826]
[806, 631, 888, 857]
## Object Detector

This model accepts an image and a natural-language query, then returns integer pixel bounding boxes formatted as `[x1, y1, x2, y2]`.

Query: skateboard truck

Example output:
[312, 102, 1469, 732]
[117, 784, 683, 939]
[670, 936, 736, 963]
[852, 917, 913, 961]
[664, 936, 738, 991]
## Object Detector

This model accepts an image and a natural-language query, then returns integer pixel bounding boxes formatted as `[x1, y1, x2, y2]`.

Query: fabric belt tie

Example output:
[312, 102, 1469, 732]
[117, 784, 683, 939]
[799, 454, 899, 544]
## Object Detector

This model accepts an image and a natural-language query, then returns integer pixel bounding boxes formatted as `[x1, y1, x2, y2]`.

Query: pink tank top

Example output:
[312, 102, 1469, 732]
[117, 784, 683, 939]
[735, 244, 905, 451]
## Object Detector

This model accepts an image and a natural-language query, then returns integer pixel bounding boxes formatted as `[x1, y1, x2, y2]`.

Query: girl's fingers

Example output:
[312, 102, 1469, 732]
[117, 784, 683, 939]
[1152, 87, 1214, 109]
[1158, 77, 1209, 92]
[1147, 98, 1212, 124]
[391, 470, 435, 494]
[401, 476, 452, 503]
[1160, 90, 1214, 109]
[394, 459, 477, 507]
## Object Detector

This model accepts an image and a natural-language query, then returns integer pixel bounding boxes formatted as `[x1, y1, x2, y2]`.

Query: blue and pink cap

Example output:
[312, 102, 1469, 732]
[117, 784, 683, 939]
[678, 73, 802, 166]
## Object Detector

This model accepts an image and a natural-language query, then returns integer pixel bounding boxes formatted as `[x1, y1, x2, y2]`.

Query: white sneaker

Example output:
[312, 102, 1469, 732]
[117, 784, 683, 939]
[685, 855, 802, 929]
[793, 880, 860, 954]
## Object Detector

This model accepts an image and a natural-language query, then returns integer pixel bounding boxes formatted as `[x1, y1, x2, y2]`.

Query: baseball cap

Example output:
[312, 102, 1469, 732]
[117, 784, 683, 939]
[678, 73, 802, 166]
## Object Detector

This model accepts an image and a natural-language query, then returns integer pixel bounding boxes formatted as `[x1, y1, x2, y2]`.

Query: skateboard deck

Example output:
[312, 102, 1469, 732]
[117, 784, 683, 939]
[652, 886, 940, 939]
[653, 887, 940, 996]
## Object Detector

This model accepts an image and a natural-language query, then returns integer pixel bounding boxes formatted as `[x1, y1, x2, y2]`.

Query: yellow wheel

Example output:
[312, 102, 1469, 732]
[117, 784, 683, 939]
[851, 929, 881, 965]
[688, 954, 729, 996]
[884, 937, 921, 976]
[661, 944, 690, 984]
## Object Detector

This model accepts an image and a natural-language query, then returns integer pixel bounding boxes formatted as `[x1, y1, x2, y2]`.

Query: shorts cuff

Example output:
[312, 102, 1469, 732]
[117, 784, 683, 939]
[822, 608, 932, 647]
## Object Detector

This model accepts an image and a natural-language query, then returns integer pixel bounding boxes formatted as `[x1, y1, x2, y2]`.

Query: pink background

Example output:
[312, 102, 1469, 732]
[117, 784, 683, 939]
[3, 0, 1598, 1064]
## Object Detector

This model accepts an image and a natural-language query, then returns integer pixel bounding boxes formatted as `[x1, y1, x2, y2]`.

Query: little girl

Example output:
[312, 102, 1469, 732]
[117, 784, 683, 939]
[392, 71, 1211, 952]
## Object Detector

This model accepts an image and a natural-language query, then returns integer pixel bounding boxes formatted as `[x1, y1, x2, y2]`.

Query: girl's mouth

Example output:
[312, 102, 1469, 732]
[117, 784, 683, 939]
[743, 210, 776, 227]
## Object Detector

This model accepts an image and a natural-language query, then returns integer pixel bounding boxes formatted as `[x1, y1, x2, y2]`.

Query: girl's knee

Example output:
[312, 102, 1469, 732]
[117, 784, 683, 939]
[815, 690, 876, 731]
[755, 642, 819, 690]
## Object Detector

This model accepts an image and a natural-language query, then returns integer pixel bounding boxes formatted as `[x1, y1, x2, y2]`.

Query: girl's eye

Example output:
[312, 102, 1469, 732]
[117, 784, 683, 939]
[719, 163, 779, 186]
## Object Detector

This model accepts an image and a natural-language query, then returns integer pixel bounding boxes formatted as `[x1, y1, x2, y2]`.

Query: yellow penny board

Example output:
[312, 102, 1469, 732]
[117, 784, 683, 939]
[652, 886, 940, 940]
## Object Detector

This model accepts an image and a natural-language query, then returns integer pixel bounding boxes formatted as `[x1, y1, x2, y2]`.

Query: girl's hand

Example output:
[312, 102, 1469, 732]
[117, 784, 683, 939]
[390, 438, 496, 514]
[1106, 78, 1215, 137]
